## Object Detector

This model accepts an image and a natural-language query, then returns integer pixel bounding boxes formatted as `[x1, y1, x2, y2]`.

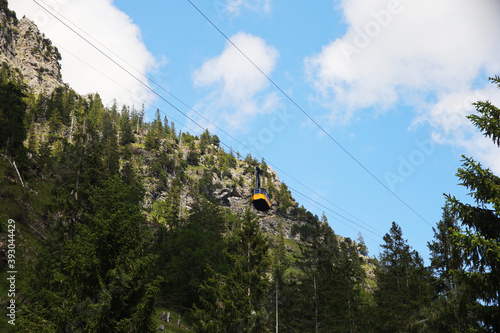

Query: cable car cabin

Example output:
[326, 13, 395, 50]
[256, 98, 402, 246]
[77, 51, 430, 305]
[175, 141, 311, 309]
[252, 188, 271, 211]
[252, 167, 271, 211]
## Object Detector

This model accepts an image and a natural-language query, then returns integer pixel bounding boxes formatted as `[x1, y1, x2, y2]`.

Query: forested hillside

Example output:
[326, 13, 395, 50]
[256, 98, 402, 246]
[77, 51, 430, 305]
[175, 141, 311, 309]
[1, 1, 499, 332]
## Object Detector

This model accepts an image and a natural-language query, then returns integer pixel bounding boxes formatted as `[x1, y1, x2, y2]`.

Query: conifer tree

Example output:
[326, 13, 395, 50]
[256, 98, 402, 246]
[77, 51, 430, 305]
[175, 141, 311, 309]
[0, 78, 27, 158]
[428, 205, 464, 292]
[156, 199, 227, 312]
[119, 105, 135, 144]
[270, 222, 289, 333]
[163, 115, 170, 136]
[19, 176, 159, 332]
[374, 222, 433, 332]
[357, 233, 369, 256]
[101, 111, 119, 176]
[420, 205, 480, 331]
[153, 108, 163, 133]
[445, 75, 500, 331]
[281, 217, 365, 332]
[334, 238, 366, 332]
[86, 93, 105, 131]
[194, 209, 270, 332]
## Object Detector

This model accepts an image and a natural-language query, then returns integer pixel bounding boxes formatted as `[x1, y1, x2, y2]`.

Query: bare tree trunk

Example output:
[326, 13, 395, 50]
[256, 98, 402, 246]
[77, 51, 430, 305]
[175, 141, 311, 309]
[12, 161, 25, 188]
[248, 241, 251, 302]
[314, 271, 318, 333]
[275, 275, 279, 333]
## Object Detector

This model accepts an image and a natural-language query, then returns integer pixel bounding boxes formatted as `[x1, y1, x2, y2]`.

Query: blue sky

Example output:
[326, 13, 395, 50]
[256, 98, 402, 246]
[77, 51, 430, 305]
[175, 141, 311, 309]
[11, 0, 500, 259]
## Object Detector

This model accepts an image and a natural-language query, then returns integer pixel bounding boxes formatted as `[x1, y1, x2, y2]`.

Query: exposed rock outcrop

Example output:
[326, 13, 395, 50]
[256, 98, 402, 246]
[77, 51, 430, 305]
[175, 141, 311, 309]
[0, 1, 64, 94]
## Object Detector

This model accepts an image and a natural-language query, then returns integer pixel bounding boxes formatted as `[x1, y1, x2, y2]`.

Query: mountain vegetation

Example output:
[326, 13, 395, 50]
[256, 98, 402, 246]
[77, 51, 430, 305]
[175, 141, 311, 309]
[0, 2, 499, 332]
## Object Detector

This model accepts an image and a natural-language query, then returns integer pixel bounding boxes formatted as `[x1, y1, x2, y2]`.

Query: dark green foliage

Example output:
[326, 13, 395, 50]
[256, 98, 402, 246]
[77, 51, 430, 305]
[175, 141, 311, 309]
[374, 222, 434, 332]
[419, 205, 481, 332]
[11, 59, 500, 332]
[428, 205, 464, 292]
[469, 76, 500, 147]
[282, 219, 366, 332]
[19, 176, 159, 332]
[275, 183, 295, 215]
[144, 129, 160, 150]
[86, 93, 105, 132]
[199, 128, 211, 153]
[187, 150, 199, 166]
[144, 110, 169, 151]
[218, 149, 237, 171]
[153, 109, 163, 133]
[269, 223, 289, 332]
[119, 106, 135, 144]
[211, 134, 220, 147]
[0, 0, 17, 23]
[291, 223, 315, 240]
[357, 233, 369, 256]
[47, 86, 75, 127]
[243, 155, 258, 174]
[0, 73, 27, 158]
[444, 76, 500, 331]
[221, 168, 232, 179]
[156, 200, 227, 314]
[194, 209, 270, 332]
[197, 169, 220, 202]
[101, 111, 119, 176]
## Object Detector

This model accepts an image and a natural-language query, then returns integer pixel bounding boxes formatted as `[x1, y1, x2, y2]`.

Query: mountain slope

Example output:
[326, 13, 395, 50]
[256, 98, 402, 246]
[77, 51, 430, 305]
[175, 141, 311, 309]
[0, 0, 63, 95]
[0, 1, 377, 330]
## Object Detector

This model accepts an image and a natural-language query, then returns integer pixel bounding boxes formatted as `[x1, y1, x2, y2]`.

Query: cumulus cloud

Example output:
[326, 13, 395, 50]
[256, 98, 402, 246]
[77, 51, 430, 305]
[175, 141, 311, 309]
[413, 83, 500, 173]
[306, 0, 500, 170]
[192, 32, 280, 132]
[222, 0, 271, 17]
[10, 0, 158, 107]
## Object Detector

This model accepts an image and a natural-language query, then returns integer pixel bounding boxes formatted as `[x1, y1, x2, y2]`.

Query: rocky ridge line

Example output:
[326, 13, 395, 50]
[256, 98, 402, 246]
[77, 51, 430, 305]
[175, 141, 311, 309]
[0, 2, 64, 94]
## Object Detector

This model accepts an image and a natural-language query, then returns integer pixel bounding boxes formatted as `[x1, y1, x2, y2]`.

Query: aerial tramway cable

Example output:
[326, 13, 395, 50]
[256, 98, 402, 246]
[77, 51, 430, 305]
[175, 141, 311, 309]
[31, 0, 386, 240]
[186, 0, 432, 228]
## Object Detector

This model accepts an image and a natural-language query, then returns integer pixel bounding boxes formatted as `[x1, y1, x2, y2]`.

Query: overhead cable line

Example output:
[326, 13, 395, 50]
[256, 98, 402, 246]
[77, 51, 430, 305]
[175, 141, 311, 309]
[290, 190, 382, 244]
[288, 185, 383, 239]
[51, 42, 200, 136]
[186, 0, 432, 228]
[32, 0, 385, 237]
[31, 0, 210, 139]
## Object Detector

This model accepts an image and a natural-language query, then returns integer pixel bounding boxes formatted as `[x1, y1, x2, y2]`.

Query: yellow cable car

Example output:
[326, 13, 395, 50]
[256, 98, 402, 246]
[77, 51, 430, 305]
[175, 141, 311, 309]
[252, 167, 271, 211]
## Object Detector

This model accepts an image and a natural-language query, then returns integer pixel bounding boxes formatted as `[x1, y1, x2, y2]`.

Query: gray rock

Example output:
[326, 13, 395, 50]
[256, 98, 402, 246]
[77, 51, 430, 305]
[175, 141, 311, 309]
[0, 10, 65, 94]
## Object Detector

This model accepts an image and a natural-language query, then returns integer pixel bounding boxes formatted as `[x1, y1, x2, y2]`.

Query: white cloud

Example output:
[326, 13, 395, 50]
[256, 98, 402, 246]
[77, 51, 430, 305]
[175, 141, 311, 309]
[10, 0, 158, 107]
[192, 32, 280, 132]
[223, 0, 271, 17]
[306, 0, 500, 169]
[414, 85, 500, 173]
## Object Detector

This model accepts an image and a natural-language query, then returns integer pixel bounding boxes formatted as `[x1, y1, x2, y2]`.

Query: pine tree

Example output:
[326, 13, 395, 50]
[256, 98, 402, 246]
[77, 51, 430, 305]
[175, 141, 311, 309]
[156, 199, 227, 312]
[445, 75, 500, 331]
[19, 175, 160, 332]
[334, 238, 366, 332]
[374, 222, 433, 332]
[0, 78, 27, 158]
[101, 110, 119, 176]
[194, 209, 270, 332]
[281, 217, 365, 332]
[357, 233, 369, 257]
[119, 105, 135, 144]
[428, 205, 464, 292]
[153, 108, 163, 133]
[420, 205, 480, 331]
[271, 222, 289, 333]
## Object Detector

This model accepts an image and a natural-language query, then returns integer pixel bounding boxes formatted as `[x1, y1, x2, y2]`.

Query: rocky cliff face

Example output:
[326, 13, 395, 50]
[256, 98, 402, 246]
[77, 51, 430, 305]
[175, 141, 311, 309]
[0, 1, 64, 94]
[0, 0, 335, 248]
[139, 137, 311, 242]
